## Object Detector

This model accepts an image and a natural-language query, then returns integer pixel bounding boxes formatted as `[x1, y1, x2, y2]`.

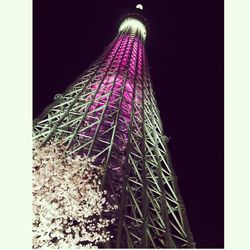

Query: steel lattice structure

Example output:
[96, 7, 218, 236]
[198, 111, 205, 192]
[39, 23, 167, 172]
[33, 6, 195, 248]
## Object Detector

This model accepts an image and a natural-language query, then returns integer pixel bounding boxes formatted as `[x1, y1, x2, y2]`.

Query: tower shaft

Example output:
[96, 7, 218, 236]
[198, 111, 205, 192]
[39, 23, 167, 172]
[33, 11, 195, 248]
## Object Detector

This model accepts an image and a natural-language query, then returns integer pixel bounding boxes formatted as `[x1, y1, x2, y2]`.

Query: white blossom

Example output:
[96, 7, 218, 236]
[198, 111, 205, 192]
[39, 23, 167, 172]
[32, 140, 117, 249]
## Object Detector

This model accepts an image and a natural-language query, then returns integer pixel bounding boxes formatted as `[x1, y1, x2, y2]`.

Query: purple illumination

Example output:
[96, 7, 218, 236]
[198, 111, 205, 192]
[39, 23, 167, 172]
[77, 33, 144, 170]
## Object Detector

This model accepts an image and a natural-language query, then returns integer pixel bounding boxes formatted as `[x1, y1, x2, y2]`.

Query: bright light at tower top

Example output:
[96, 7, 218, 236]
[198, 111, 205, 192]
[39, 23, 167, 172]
[136, 4, 143, 10]
[119, 17, 147, 40]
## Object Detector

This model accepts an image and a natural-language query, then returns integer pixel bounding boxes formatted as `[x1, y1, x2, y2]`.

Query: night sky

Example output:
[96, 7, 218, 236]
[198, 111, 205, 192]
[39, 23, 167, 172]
[33, 0, 224, 248]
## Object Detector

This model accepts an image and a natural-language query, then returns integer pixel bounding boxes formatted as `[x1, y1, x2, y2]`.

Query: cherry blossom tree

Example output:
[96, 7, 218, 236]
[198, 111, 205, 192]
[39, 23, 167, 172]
[32, 140, 117, 249]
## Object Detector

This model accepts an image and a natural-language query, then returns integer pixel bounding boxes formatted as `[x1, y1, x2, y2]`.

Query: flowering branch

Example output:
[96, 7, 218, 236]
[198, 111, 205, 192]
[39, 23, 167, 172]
[32, 140, 116, 249]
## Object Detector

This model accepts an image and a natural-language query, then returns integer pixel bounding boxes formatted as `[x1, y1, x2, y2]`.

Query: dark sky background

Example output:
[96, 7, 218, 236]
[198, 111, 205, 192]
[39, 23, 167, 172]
[33, 0, 224, 248]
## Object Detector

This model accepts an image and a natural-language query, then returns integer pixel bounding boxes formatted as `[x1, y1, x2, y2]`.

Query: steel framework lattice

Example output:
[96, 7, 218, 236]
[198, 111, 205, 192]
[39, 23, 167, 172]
[33, 8, 195, 248]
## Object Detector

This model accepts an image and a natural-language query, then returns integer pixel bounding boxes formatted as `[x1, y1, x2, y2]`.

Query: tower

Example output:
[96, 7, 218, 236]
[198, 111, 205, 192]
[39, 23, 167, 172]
[33, 4, 195, 248]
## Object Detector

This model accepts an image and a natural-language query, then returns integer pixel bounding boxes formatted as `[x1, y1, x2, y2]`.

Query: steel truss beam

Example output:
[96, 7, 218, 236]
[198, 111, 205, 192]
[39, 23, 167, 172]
[33, 22, 195, 248]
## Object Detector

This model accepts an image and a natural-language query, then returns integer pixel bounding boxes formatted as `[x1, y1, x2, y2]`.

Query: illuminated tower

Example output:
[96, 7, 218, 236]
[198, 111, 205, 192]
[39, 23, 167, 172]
[33, 4, 195, 248]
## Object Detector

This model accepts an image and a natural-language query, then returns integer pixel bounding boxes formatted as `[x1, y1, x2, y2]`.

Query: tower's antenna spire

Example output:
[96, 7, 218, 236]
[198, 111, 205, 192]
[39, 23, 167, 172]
[136, 4, 143, 10]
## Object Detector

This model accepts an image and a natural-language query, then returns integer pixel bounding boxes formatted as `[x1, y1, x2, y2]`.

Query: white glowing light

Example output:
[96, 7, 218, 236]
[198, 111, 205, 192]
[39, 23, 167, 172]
[136, 4, 143, 10]
[119, 18, 147, 40]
